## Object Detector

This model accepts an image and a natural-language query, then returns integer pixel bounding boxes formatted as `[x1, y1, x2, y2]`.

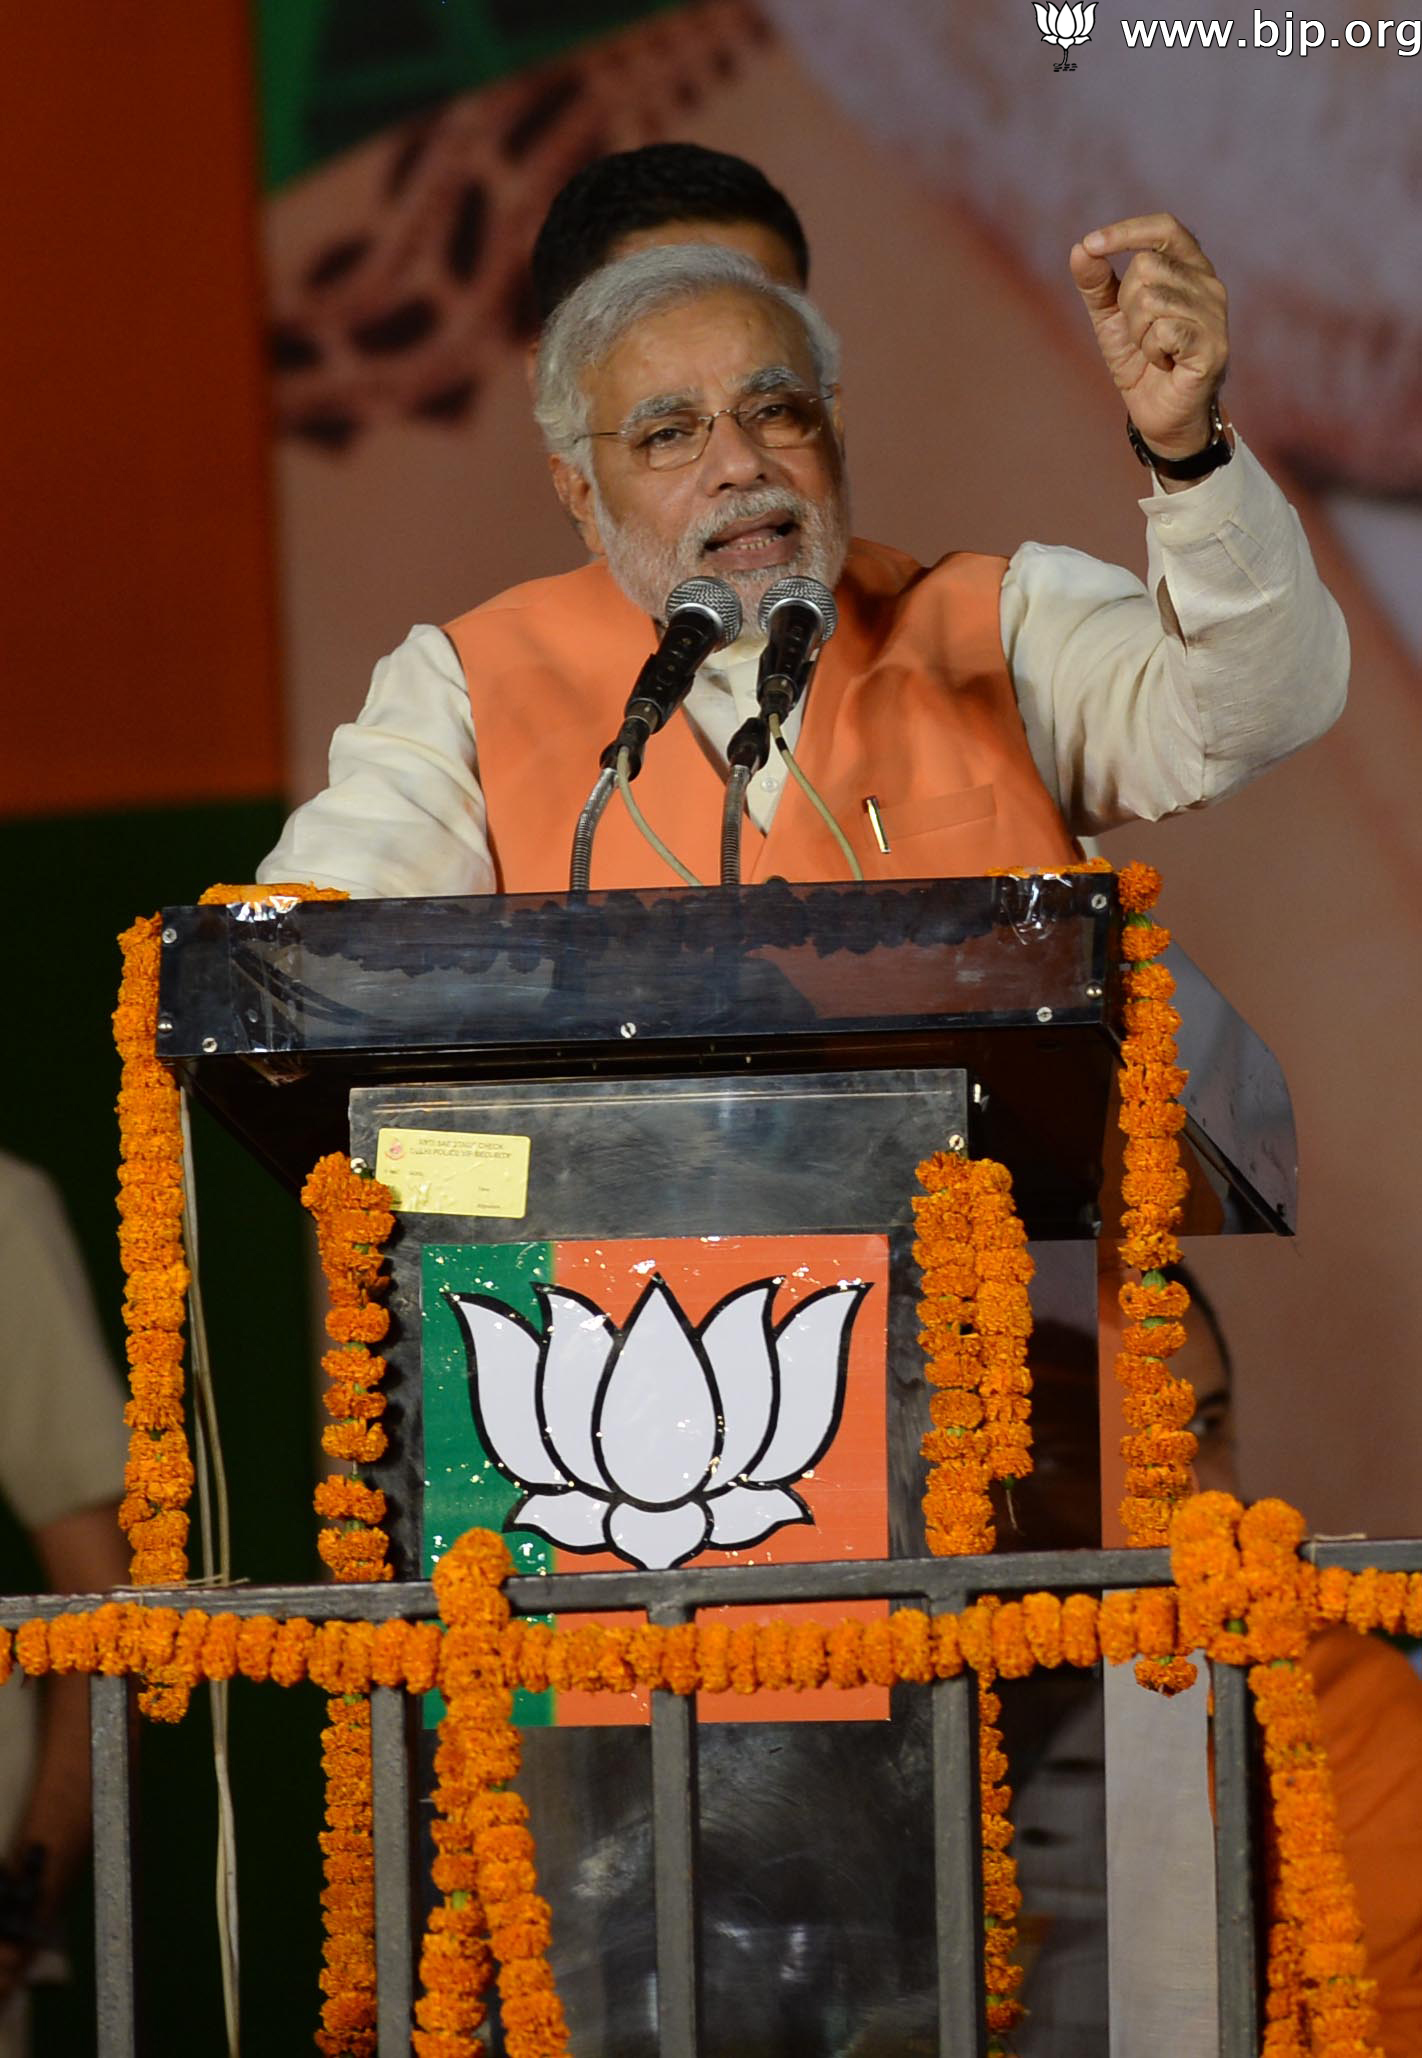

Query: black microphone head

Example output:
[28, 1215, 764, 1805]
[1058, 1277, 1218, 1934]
[664, 577, 742, 650]
[758, 576, 839, 641]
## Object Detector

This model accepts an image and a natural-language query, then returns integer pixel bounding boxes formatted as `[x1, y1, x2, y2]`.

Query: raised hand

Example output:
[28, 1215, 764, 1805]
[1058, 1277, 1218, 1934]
[1069, 213, 1228, 462]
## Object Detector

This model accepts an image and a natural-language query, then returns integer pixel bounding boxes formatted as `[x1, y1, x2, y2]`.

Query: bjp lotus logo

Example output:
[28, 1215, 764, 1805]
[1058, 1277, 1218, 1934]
[448, 1274, 869, 1571]
[1035, 1, 1096, 67]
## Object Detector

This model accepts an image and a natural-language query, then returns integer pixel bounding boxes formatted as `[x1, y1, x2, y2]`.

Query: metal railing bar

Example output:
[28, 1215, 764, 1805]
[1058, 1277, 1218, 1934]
[1212, 1660, 1260, 2058]
[91, 1674, 138, 2058]
[9, 1536, 1421, 1634]
[1, 1547, 1188, 1632]
[0, 1583, 428, 1628]
[648, 1602, 701, 2058]
[931, 1593, 987, 2058]
[371, 1687, 415, 2056]
[1300, 1538, 1422, 1571]
[508, 1549, 1176, 1614]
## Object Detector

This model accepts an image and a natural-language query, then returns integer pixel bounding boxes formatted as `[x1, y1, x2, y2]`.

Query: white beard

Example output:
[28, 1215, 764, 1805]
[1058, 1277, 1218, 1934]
[590, 478, 851, 623]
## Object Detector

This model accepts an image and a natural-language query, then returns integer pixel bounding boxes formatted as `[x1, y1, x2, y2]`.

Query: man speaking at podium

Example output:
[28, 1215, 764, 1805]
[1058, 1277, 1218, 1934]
[257, 208, 1346, 897]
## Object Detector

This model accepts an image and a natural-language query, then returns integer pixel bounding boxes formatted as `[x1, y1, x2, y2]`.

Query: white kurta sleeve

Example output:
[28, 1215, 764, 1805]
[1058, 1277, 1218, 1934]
[1001, 435, 1349, 836]
[256, 624, 496, 898]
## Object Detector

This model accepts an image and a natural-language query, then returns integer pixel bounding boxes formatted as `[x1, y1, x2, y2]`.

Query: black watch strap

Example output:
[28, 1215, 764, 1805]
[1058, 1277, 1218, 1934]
[1127, 399, 1232, 480]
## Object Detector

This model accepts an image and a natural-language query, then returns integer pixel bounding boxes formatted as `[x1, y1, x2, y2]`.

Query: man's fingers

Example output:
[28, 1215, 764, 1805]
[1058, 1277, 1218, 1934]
[1123, 278, 1199, 321]
[1082, 213, 1206, 266]
[1124, 249, 1218, 296]
[1068, 239, 1120, 315]
[1138, 317, 1201, 369]
[1073, 211, 1228, 421]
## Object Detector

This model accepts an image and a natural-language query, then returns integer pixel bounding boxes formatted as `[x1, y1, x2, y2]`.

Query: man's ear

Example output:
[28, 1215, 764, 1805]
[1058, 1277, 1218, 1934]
[549, 454, 604, 557]
[827, 385, 845, 446]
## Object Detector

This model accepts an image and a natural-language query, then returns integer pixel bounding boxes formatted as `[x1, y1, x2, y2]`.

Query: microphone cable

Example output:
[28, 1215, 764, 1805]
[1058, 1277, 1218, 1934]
[615, 745, 702, 886]
[179, 1091, 241, 2058]
[720, 566, 862, 883]
[767, 713, 863, 881]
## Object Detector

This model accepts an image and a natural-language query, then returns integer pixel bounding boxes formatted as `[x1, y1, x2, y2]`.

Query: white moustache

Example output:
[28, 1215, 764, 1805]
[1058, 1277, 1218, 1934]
[690, 489, 811, 554]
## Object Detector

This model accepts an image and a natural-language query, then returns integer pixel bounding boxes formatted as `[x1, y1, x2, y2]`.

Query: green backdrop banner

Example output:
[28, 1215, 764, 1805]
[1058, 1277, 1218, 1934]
[256, 0, 680, 187]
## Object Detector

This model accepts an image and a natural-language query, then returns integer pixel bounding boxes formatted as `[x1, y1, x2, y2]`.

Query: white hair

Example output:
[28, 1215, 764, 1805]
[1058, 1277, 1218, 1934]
[533, 243, 842, 465]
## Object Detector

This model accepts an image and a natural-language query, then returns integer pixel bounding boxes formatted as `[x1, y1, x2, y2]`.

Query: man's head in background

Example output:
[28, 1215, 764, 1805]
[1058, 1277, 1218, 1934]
[530, 141, 809, 322]
[1006, 1262, 1238, 1552]
[1170, 1264, 1239, 1496]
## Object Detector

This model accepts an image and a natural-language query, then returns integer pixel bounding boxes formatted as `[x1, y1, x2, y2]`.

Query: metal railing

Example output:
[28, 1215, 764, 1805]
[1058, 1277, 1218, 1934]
[5, 1533, 1421, 2057]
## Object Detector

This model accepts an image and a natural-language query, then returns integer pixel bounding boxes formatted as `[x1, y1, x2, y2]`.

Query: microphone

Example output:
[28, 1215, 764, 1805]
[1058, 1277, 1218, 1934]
[601, 577, 742, 778]
[755, 576, 838, 723]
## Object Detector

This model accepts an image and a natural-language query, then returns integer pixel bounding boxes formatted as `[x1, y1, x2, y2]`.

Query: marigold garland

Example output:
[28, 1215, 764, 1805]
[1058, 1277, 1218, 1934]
[1113, 862, 1200, 1552]
[114, 915, 194, 1597]
[301, 1154, 397, 1584]
[316, 1693, 377, 2058]
[112, 883, 349, 1714]
[974, 1649, 1026, 2049]
[913, 1150, 1035, 1557]
[1170, 1496, 1383, 2058]
[415, 1529, 568, 2058]
[298, 1146, 396, 2058]
[913, 1145, 1034, 2038]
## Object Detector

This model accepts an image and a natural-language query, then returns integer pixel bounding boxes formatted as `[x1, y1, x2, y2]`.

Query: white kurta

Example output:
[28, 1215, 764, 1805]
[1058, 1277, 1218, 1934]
[257, 439, 1347, 897]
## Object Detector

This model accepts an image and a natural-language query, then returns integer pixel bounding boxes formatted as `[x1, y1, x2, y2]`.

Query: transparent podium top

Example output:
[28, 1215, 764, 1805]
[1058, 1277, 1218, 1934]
[157, 874, 1294, 1235]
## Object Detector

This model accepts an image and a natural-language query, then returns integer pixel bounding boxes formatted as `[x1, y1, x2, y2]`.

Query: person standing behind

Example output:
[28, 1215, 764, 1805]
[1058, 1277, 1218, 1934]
[0, 1153, 128, 2058]
[529, 140, 809, 316]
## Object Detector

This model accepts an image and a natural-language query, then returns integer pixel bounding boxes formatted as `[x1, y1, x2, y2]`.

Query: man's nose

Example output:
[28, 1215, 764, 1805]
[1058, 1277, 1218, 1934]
[702, 410, 769, 490]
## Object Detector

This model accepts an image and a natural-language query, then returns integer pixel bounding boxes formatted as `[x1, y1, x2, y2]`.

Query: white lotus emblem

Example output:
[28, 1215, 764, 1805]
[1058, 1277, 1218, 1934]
[447, 1274, 869, 1571]
[1035, 2, 1095, 65]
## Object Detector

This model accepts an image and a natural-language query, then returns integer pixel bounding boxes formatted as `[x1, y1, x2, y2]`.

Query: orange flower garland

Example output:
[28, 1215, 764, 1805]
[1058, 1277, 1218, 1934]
[976, 1665, 1026, 2049]
[416, 1529, 568, 2058]
[298, 1148, 396, 2057]
[113, 886, 350, 1592]
[914, 1147, 1034, 2045]
[7, 1552, 1421, 1708]
[1113, 861, 1199, 1549]
[301, 1153, 397, 1584]
[1171, 1495, 1382, 2058]
[914, 1150, 1035, 1556]
[316, 1693, 378, 2058]
[114, 915, 194, 1592]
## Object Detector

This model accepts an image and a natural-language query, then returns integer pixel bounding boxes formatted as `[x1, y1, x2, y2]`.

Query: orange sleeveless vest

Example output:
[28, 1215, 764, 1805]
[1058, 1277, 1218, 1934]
[445, 540, 1079, 893]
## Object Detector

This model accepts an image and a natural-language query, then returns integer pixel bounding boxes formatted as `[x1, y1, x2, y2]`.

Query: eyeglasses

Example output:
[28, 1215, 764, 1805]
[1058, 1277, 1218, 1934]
[580, 388, 834, 472]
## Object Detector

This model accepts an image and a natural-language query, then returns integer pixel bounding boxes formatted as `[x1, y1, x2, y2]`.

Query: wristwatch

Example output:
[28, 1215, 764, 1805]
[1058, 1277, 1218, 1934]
[1127, 398, 1233, 481]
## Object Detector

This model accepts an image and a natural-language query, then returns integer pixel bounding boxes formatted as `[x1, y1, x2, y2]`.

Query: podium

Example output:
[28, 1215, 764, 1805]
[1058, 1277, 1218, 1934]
[155, 875, 1294, 2056]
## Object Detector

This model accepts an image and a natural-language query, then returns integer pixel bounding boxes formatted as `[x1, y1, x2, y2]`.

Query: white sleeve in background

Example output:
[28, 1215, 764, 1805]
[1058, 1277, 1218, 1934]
[255, 624, 496, 899]
[1001, 435, 1349, 837]
[0, 1154, 127, 1533]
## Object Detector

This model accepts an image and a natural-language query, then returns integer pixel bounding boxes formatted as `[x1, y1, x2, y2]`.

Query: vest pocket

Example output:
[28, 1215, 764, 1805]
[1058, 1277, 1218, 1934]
[875, 783, 996, 843]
